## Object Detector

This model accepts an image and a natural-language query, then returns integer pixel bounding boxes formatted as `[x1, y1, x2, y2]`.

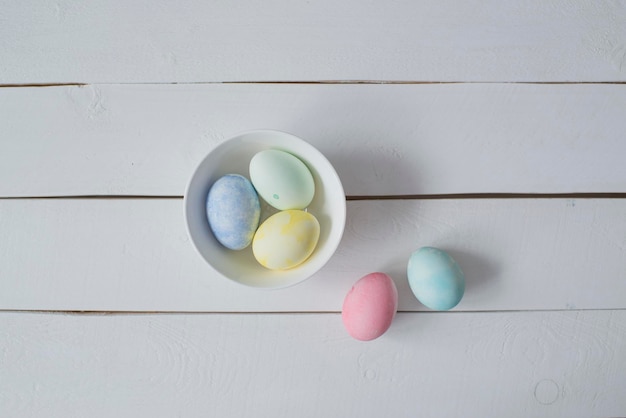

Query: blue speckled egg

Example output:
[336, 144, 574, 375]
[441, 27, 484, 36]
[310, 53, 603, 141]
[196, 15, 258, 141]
[206, 174, 261, 250]
[407, 247, 465, 310]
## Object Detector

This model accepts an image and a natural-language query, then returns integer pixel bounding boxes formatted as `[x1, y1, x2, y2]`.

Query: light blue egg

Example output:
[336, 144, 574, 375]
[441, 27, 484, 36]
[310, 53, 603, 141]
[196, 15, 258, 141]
[206, 174, 261, 250]
[407, 247, 465, 310]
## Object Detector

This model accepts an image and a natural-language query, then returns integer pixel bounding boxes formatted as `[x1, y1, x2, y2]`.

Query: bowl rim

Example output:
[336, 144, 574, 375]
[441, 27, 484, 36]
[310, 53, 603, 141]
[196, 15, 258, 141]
[183, 129, 346, 289]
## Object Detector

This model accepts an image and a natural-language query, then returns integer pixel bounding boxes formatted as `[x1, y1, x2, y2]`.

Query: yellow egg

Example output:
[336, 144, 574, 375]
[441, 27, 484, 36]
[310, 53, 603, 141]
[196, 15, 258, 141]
[252, 210, 320, 270]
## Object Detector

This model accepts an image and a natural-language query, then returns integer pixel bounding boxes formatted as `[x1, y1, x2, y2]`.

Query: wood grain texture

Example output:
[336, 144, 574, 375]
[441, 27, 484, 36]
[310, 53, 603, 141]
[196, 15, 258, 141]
[3, 1, 625, 416]
[2, 0, 626, 83]
[1, 198, 624, 312]
[1, 311, 624, 418]
[2, 83, 626, 197]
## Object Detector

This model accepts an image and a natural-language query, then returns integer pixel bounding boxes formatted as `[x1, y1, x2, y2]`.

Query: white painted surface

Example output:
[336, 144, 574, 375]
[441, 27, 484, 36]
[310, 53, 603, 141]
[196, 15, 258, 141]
[2, 1, 626, 416]
[1, 198, 624, 312]
[2, 0, 626, 83]
[2, 83, 626, 197]
[1, 311, 625, 418]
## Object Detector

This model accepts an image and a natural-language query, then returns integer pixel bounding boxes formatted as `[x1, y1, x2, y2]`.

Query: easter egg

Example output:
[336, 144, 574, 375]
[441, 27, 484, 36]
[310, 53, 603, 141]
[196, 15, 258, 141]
[407, 247, 465, 310]
[249, 149, 315, 210]
[342, 273, 398, 341]
[252, 210, 320, 270]
[206, 174, 261, 250]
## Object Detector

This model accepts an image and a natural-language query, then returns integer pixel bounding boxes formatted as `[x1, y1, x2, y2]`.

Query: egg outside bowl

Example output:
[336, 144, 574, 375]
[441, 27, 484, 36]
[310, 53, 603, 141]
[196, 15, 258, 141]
[184, 130, 346, 289]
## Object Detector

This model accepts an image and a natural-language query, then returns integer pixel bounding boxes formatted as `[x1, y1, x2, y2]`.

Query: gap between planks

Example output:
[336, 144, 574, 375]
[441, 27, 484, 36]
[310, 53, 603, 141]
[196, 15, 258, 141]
[2, 81, 626, 88]
[1, 193, 626, 200]
[2, 308, 625, 316]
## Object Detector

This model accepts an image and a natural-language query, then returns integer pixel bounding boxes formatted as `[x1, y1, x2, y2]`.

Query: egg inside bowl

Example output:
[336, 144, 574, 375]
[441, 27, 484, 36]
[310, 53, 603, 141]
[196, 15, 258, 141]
[184, 130, 346, 289]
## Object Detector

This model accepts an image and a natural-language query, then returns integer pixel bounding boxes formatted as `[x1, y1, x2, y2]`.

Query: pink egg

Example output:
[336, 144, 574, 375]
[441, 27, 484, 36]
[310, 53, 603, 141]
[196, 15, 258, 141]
[342, 272, 398, 341]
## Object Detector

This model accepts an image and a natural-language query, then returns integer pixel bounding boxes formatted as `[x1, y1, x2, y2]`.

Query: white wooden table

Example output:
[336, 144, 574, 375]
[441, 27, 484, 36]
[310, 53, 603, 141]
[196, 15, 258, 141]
[2, 2, 626, 417]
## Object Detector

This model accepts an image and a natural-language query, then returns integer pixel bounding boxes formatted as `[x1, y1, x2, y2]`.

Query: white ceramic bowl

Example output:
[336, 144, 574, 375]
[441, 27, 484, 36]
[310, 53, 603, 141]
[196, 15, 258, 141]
[184, 130, 346, 289]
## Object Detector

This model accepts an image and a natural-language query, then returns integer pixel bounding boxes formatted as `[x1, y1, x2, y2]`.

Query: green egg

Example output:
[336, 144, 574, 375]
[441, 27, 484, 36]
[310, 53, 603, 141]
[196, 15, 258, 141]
[249, 149, 315, 210]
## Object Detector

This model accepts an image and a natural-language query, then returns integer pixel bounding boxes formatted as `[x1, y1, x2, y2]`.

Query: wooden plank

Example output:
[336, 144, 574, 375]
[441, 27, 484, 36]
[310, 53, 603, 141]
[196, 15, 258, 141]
[2, 1, 626, 83]
[1, 198, 624, 312]
[1, 83, 625, 197]
[1, 310, 624, 417]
